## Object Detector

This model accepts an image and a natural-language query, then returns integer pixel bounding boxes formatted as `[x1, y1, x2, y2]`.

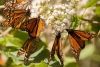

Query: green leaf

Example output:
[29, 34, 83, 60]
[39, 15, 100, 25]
[92, 15, 100, 23]
[4, 39, 49, 66]
[84, 0, 98, 8]
[6, 58, 14, 66]
[3, 46, 18, 52]
[0, 35, 24, 49]
[35, 61, 48, 67]
[11, 30, 28, 42]
[95, 6, 100, 15]
[5, 36, 23, 47]
[91, 23, 100, 33]
[65, 62, 77, 67]
[89, 15, 100, 33]
[0, 37, 7, 46]
[29, 63, 35, 67]
[6, 57, 25, 67]
[70, 15, 81, 29]
[0, 32, 64, 67]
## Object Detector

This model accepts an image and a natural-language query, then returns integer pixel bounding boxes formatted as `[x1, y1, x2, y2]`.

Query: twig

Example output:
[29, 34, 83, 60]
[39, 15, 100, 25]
[81, 18, 100, 24]
[0, 27, 12, 37]
[0, 5, 5, 9]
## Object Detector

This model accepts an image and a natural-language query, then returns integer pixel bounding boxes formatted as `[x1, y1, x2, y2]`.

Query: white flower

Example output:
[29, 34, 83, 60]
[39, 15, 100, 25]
[39, 8, 43, 13]
[53, 12, 58, 17]
[30, 13, 38, 18]
[60, 12, 64, 15]
[48, 16, 54, 20]
[0, 16, 4, 22]
[68, 9, 76, 15]
[47, 10, 51, 14]
[45, 19, 51, 25]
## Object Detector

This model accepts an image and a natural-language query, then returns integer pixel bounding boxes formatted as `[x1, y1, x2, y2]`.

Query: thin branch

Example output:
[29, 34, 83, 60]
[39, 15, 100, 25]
[81, 18, 100, 24]
[0, 27, 12, 37]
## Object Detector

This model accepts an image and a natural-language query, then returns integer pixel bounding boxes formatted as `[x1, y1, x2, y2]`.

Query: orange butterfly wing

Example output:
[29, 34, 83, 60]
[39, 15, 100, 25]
[12, 10, 30, 29]
[66, 29, 85, 61]
[56, 33, 63, 66]
[48, 35, 57, 63]
[35, 18, 45, 37]
[66, 29, 97, 61]
[73, 30, 97, 40]
[48, 33, 63, 66]
[68, 33, 85, 61]
[1, 9, 30, 29]
[1, 0, 30, 28]
[21, 16, 45, 38]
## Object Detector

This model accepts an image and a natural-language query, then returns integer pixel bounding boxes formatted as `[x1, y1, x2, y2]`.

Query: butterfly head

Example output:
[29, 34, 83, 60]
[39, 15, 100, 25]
[66, 29, 73, 33]
[26, 9, 31, 17]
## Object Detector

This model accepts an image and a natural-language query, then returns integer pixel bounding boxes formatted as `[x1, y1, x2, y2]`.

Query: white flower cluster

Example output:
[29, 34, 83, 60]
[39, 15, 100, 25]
[47, 4, 76, 34]
[30, 0, 50, 18]
[30, 0, 78, 35]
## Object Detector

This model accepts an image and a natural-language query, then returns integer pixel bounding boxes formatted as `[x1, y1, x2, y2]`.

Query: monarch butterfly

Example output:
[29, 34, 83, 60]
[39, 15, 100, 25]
[48, 32, 63, 66]
[1, 9, 30, 29]
[17, 37, 39, 63]
[0, 0, 30, 29]
[66, 29, 96, 61]
[20, 16, 45, 38]
[17, 16, 45, 63]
